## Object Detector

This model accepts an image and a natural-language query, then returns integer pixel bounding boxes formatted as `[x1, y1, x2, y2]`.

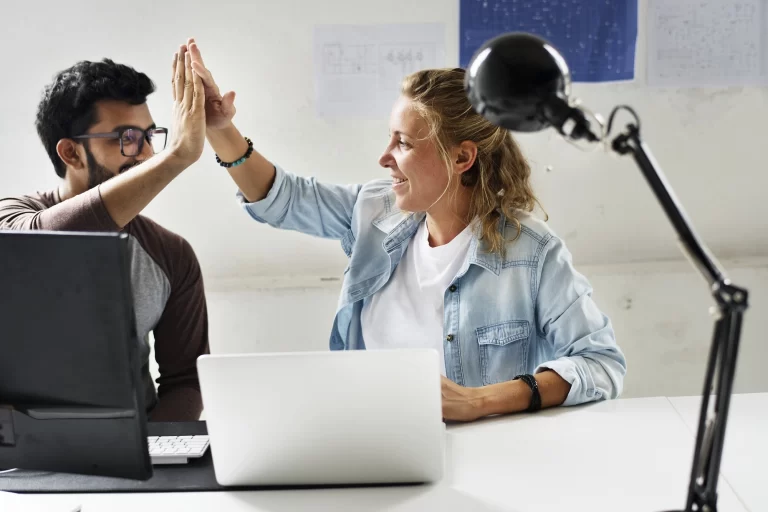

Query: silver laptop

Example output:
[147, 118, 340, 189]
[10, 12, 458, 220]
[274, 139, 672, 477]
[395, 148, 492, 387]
[196, 349, 445, 487]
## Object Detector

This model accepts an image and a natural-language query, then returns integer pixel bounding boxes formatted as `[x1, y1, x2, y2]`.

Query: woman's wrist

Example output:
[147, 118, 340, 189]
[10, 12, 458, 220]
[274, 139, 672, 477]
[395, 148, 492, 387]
[206, 123, 248, 161]
[206, 120, 236, 137]
[478, 380, 535, 416]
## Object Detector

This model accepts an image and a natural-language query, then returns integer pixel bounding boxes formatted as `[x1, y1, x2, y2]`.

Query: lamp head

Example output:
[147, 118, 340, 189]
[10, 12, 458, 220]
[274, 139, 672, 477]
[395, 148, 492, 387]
[464, 32, 592, 139]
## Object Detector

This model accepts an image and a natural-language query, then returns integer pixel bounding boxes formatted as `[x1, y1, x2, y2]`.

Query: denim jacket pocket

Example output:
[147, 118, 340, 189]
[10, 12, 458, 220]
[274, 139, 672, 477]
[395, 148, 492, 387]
[476, 320, 530, 385]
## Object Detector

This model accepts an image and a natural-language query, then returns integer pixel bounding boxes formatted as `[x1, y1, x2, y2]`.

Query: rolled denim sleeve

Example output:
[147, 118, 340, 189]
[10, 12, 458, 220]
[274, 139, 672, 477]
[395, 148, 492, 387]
[533, 236, 627, 406]
[237, 164, 363, 240]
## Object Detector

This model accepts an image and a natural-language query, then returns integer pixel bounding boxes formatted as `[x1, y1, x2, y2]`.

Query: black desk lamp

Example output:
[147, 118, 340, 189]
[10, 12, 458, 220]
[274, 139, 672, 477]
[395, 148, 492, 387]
[464, 32, 748, 512]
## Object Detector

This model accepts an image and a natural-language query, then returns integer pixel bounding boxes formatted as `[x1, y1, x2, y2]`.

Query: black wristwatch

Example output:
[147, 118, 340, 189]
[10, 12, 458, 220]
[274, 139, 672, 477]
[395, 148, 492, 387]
[513, 374, 542, 412]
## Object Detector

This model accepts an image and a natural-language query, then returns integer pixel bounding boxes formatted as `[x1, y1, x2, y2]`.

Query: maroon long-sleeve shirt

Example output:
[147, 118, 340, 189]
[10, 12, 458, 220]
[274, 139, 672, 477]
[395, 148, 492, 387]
[0, 186, 209, 421]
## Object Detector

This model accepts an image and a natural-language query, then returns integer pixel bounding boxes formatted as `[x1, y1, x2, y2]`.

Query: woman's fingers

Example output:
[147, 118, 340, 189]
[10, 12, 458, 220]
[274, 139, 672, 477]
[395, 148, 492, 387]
[189, 43, 220, 97]
[222, 91, 236, 114]
[190, 61, 217, 93]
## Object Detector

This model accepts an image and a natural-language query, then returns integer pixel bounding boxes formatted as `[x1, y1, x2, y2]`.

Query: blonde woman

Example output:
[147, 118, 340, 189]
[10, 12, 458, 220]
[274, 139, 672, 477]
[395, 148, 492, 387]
[186, 39, 626, 422]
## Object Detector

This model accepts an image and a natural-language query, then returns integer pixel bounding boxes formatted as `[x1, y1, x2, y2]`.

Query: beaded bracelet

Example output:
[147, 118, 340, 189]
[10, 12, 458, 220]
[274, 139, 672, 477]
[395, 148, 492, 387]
[215, 137, 254, 168]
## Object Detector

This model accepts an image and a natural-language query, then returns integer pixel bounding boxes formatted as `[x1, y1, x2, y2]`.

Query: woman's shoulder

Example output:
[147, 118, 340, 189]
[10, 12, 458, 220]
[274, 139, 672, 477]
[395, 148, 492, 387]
[505, 210, 558, 244]
[496, 210, 567, 264]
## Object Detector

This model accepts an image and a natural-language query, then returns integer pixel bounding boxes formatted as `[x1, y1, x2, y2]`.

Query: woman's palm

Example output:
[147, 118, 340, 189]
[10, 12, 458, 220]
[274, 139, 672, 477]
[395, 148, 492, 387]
[203, 87, 236, 130]
[188, 39, 236, 130]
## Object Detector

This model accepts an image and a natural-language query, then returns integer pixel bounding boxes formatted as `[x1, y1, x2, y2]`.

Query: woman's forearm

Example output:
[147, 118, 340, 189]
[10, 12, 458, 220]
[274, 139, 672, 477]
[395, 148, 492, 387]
[478, 370, 571, 416]
[206, 123, 276, 203]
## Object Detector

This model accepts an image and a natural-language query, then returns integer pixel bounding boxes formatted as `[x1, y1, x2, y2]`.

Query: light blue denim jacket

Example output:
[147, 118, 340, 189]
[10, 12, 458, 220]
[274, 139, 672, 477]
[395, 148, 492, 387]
[238, 165, 626, 406]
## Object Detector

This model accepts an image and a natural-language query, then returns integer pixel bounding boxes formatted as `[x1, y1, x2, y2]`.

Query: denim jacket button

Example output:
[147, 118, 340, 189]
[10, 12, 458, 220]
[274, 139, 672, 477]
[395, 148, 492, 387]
[446, 334, 454, 342]
[449, 285, 457, 292]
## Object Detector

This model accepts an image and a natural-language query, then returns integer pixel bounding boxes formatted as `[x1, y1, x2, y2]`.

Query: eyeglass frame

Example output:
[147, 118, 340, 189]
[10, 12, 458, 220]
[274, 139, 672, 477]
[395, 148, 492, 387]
[71, 126, 169, 157]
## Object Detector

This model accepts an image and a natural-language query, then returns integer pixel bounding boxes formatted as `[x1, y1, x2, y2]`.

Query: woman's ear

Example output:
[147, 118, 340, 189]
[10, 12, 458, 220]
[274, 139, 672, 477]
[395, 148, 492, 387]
[56, 139, 86, 172]
[454, 141, 478, 175]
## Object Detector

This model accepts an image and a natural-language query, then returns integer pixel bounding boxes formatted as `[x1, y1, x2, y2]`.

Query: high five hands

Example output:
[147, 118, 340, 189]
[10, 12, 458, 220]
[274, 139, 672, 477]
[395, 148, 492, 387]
[186, 38, 237, 131]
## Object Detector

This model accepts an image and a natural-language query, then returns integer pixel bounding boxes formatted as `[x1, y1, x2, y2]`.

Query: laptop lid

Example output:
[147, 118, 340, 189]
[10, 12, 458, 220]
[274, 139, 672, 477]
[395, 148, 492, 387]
[197, 349, 444, 486]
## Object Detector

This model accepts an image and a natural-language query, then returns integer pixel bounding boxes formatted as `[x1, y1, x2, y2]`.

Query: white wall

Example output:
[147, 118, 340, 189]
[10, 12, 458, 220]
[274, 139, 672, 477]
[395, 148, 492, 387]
[184, 257, 767, 399]
[3, 1, 767, 398]
[1, 0, 767, 280]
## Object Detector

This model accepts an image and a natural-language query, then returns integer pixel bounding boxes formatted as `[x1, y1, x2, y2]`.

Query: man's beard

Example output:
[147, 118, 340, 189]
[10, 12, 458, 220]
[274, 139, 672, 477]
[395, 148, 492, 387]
[84, 147, 141, 189]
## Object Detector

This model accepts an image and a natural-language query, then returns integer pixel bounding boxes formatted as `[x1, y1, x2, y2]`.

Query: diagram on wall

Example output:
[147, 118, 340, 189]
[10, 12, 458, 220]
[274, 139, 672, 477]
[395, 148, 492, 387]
[647, 0, 767, 87]
[314, 24, 445, 119]
[380, 45, 431, 75]
[321, 44, 377, 75]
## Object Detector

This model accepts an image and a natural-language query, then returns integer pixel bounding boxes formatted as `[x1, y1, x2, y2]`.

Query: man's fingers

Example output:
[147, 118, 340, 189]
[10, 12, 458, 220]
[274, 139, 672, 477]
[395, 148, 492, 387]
[183, 52, 194, 110]
[172, 53, 178, 101]
[192, 68, 204, 114]
[175, 45, 186, 103]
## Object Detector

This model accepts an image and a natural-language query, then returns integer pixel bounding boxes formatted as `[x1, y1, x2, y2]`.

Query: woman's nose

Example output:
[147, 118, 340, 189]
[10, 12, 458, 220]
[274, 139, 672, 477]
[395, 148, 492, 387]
[378, 149, 393, 168]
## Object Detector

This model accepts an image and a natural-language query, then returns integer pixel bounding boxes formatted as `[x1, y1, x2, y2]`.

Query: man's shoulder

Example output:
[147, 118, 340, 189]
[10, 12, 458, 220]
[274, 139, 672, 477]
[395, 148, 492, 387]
[130, 215, 195, 256]
[0, 191, 59, 230]
[127, 215, 201, 290]
[0, 190, 56, 212]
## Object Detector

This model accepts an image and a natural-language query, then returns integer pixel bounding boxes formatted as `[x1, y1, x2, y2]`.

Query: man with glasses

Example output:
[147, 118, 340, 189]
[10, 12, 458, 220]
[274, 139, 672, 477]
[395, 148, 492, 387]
[0, 48, 209, 421]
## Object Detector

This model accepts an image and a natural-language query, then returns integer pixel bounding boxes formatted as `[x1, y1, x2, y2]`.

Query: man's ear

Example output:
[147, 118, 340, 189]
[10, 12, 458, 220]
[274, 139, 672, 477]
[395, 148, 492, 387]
[453, 140, 478, 175]
[56, 139, 86, 172]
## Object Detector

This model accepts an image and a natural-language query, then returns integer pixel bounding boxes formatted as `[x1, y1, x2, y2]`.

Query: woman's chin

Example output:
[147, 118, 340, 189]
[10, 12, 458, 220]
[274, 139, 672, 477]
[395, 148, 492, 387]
[393, 194, 411, 211]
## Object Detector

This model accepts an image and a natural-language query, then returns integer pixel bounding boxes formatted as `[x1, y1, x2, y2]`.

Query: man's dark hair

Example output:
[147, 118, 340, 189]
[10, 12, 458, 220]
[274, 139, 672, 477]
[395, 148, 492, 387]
[35, 59, 156, 178]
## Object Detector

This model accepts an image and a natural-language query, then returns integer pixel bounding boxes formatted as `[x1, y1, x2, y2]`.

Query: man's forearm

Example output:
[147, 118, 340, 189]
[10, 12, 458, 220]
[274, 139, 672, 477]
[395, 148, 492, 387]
[148, 386, 203, 422]
[478, 370, 571, 416]
[206, 123, 276, 203]
[99, 152, 188, 229]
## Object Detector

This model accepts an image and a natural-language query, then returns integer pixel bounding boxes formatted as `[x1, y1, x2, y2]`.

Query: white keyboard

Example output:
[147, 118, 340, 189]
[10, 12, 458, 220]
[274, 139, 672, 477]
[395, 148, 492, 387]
[147, 435, 210, 465]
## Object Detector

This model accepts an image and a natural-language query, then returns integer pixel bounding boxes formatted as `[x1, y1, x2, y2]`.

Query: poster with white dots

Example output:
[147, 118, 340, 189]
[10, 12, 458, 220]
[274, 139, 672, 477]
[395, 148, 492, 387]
[460, 0, 638, 82]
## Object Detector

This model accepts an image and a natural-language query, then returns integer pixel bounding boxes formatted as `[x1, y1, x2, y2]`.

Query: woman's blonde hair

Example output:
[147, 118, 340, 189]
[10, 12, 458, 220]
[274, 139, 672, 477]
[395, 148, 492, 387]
[401, 68, 545, 255]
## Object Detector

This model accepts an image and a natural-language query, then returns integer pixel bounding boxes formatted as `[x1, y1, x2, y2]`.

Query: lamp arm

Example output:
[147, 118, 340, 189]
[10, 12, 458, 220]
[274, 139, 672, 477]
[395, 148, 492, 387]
[607, 114, 748, 512]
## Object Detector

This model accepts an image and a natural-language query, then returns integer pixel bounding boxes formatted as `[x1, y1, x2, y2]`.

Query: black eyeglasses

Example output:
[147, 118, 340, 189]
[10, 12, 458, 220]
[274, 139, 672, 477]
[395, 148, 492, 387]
[72, 127, 168, 157]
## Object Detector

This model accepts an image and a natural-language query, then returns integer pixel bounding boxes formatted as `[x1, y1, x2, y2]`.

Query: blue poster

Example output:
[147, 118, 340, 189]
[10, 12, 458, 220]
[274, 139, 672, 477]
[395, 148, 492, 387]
[460, 0, 638, 82]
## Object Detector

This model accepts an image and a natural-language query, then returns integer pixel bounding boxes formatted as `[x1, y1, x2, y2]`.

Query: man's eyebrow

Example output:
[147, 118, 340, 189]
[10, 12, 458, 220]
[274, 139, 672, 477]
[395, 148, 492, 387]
[109, 123, 157, 132]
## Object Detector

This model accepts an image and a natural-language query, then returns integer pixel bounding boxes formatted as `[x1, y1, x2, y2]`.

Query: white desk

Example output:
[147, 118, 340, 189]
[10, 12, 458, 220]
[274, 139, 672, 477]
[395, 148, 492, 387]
[669, 392, 768, 512]
[3, 396, 755, 512]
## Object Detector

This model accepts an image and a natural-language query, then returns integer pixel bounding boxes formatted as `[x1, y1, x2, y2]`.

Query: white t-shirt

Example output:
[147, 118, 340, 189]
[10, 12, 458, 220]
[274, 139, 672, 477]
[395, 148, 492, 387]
[361, 218, 474, 375]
